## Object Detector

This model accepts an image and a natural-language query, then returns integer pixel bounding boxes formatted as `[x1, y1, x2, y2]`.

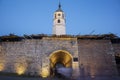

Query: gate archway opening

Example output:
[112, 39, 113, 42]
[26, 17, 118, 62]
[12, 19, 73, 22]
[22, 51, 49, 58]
[49, 50, 73, 76]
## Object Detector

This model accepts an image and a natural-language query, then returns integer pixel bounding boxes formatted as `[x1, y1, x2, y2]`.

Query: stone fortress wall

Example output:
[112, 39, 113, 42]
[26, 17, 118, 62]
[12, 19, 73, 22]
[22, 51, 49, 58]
[0, 37, 79, 77]
[0, 36, 119, 78]
[78, 40, 118, 77]
[112, 41, 120, 75]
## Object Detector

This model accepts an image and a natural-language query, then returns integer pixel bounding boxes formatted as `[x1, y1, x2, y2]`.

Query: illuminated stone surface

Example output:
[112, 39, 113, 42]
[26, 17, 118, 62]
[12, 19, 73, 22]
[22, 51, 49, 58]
[0, 37, 119, 79]
[0, 63, 5, 71]
[15, 63, 27, 75]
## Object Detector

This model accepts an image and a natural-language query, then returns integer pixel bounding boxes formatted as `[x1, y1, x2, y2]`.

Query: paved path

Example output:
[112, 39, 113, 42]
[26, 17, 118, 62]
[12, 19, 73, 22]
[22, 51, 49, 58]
[0, 76, 67, 80]
[0, 76, 120, 80]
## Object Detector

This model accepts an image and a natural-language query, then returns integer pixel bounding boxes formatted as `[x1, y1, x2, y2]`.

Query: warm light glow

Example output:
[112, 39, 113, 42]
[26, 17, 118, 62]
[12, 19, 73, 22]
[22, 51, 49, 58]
[90, 66, 96, 78]
[0, 63, 5, 71]
[41, 68, 49, 78]
[15, 63, 27, 75]
[50, 50, 72, 68]
[72, 62, 79, 68]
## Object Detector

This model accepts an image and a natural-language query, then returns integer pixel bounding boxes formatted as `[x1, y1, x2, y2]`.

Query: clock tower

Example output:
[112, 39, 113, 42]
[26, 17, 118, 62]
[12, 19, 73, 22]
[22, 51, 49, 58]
[52, 3, 66, 35]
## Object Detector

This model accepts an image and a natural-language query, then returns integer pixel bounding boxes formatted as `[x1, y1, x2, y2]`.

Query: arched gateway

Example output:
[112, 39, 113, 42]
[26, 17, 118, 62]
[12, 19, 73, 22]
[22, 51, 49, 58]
[49, 50, 73, 76]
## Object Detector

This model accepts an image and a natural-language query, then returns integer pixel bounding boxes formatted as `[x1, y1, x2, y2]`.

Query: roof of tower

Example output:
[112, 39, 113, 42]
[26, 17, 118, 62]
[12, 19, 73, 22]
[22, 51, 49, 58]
[56, 2, 63, 12]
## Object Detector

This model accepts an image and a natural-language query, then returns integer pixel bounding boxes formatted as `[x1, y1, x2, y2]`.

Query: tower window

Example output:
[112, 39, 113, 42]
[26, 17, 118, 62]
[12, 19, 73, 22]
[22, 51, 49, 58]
[58, 14, 61, 16]
[58, 19, 60, 23]
[62, 14, 64, 18]
[55, 14, 56, 19]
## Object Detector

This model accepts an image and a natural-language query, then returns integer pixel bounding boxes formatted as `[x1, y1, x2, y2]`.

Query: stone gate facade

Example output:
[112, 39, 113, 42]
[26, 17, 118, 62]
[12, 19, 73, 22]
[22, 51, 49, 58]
[0, 35, 119, 79]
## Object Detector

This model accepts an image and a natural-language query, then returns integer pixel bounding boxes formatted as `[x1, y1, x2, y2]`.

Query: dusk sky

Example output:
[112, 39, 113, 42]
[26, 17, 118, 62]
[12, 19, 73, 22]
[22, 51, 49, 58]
[0, 0, 120, 37]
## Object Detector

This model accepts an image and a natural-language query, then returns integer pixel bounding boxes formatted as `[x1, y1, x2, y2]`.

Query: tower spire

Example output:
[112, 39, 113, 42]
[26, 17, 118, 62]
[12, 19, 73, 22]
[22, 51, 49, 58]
[56, 0, 63, 12]
[58, 1, 61, 9]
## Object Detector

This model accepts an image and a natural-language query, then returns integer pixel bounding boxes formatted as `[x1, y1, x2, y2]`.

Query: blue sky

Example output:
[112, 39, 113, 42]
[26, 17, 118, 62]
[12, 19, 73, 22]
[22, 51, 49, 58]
[0, 0, 120, 37]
